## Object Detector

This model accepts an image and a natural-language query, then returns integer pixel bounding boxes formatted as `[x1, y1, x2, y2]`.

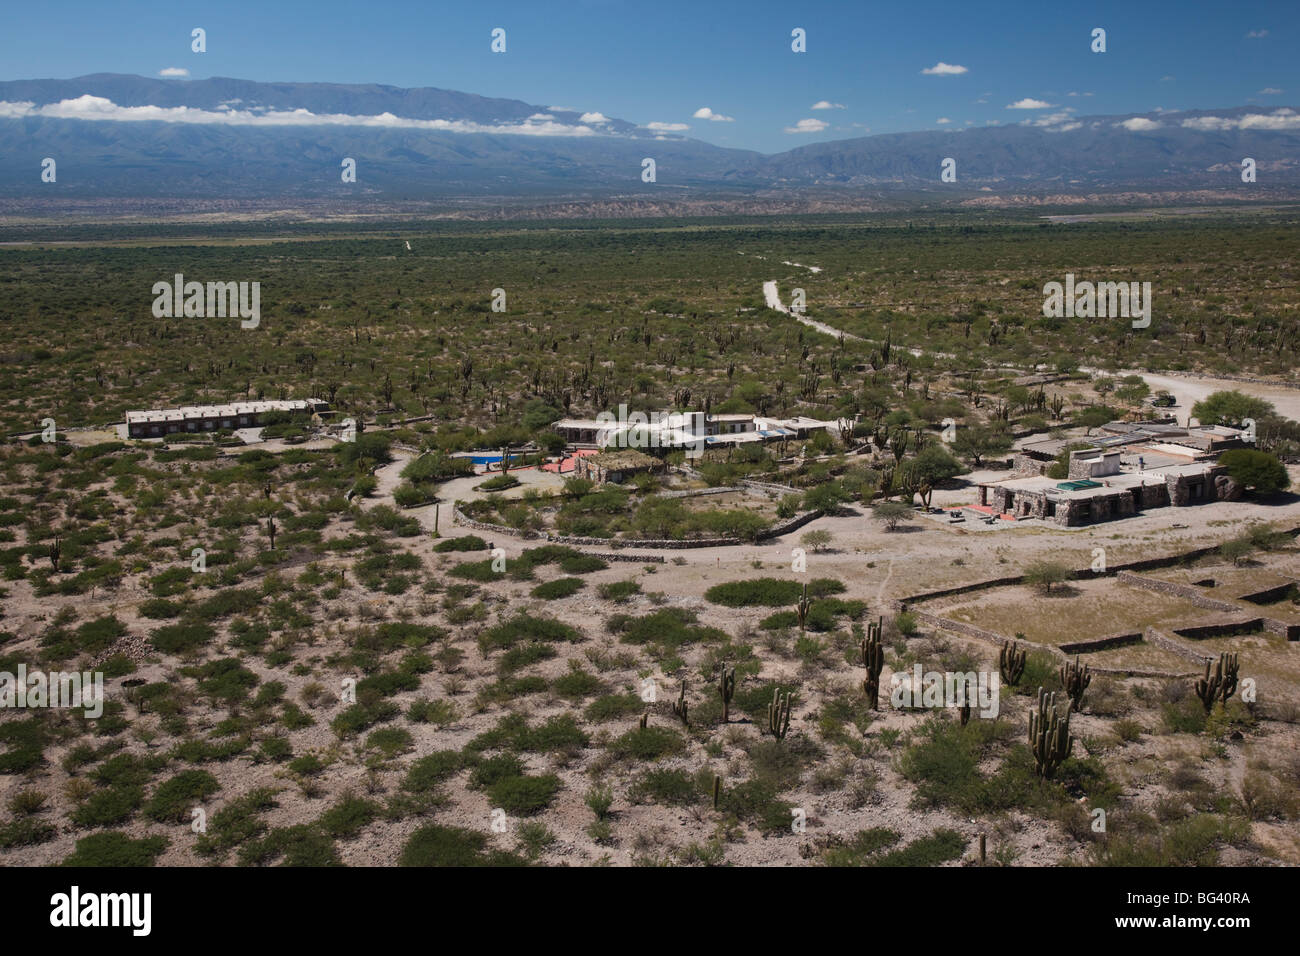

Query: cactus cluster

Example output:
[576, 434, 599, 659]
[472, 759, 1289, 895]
[1194, 652, 1239, 713]
[768, 688, 792, 739]
[47, 535, 62, 573]
[671, 680, 689, 728]
[1059, 655, 1091, 712]
[860, 616, 884, 710]
[999, 639, 1026, 686]
[1029, 687, 1073, 779]
[718, 665, 736, 723]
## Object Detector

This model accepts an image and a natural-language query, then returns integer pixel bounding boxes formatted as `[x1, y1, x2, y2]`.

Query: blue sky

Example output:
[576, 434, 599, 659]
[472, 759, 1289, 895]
[0, 0, 1295, 153]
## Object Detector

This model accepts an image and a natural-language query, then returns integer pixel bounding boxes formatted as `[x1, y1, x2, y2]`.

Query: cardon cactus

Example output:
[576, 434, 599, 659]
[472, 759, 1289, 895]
[768, 688, 792, 739]
[860, 617, 884, 710]
[795, 584, 813, 633]
[999, 639, 1027, 686]
[1059, 655, 1091, 712]
[671, 680, 689, 728]
[718, 665, 736, 723]
[1029, 687, 1073, 779]
[1194, 652, 1240, 713]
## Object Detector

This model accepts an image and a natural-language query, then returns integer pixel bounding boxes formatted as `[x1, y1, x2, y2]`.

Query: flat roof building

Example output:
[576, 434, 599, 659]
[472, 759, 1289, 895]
[126, 399, 327, 439]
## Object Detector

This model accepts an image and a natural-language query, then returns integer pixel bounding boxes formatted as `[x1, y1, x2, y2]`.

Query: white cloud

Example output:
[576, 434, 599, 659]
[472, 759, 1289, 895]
[579, 111, 609, 124]
[158, 67, 189, 78]
[784, 117, 829, 134]
[0, 94, 604, 136]
[1160, 75, 1175, 83]
[1025, 109, 1077, 128]
[1181, 108, 1300, 131]
[936, 117, 951, 125]
[1118, 117, 1162, 131]
[1007, 98, 1053, 109]
[1259, 88, 1284, 95]
[692, 107, 734, 122]
[645, 121, 689, 131]
[1246, 29, 1268, 38]
[922, 62, 968, 75]
[810, 100, 845, 110]
[527, 113, 554, 121]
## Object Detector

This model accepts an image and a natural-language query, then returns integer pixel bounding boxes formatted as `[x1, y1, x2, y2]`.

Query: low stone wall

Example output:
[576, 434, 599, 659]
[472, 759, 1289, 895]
[905, 608, 1196, 677]
[896, 576, 1027, 608]
[1145, 627, 1212, 663]
[574, 551, 666, 565]
[1239, 581, 1298, 605]
[452, 502, 825, 550]
[1173, 619, 1267, 640]
[657, 486, 741, 499]
[451, 508, 540, 539]
[756, 508, 825, 541]
[1059, 632, 1143, 654]
[1115, 571, 1241, 612]
[740, 478, 799, 497]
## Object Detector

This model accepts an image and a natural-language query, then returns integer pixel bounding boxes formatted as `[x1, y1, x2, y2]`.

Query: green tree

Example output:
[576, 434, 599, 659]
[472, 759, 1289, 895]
[952, 425, 1012, 468]
[1218, 449, 1290, 495]
[1192, 391, 1274, 428]
[872, 500, 914, 531]
[1023, 560, 1070, 593]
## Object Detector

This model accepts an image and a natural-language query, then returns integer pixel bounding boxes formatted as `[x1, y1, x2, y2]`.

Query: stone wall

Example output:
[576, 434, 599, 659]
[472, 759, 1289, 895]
[1115, 571, 1241, 612]
[451, 504, 822, 550]
[1059, 632, 1143, 654]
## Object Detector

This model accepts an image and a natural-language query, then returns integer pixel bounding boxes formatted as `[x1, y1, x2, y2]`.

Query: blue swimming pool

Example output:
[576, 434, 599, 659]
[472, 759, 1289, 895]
[459, 453, 527, 465]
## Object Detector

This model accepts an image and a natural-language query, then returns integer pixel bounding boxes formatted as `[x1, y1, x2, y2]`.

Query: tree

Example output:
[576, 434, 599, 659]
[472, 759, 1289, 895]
[1219, 537, 1252, 567]
[952, 425, 1012, 468]
[802, 481, 849, 514]
[872, 500, 914, 531]
[1046, 442, 1095, 480]
[1192, 391, 1274, 428]
[1074, 406, 1114, 436]
[1219, 449, 1290, 495]
[1023, 560, 1070, 593]
[800, 529, 832, 552]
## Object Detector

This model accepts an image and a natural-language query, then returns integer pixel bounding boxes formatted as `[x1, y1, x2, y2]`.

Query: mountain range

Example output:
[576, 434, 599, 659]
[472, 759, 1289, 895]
[1, 74, 1297, 203]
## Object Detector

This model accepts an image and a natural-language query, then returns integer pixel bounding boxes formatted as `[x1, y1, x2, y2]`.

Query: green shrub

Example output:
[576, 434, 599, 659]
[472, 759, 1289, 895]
[150, 622, 215, 654]
[628, 768, 702, 807]
[433, 535, 488, 552]
[531, 577, 586, 600]
[400, 825, 528, 866]
[609, 726, 684, 761]
[705, 577, 844, 607]
[404, 751, 466, 792]
[487, 774, 561, 815]
[318, 795, 379, 838]
[61, 832, 168, 867]
[872, 829, 967, 866]
[71, 785, 144, 827]
[145, 770, 220, 822]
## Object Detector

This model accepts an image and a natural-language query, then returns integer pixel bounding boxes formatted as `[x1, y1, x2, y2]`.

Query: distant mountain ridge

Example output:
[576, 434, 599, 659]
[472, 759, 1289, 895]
[0, 74, 1296, 200]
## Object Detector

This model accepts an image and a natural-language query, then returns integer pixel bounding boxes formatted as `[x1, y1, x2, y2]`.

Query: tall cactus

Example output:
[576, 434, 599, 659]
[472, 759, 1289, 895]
[768, 688, 792, 739]
[718, 664, 736, 723]
[1029, 687, 1073, 779]
[48, 536, 62, 573]
[1194, 652, 1239, 713]
[860, 616, 884, 710]
[795, 583, 813, 633]
[999, 639, 1027, 686]
[671, 680, 689, 728]
[1059, 655, 1091, 712]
